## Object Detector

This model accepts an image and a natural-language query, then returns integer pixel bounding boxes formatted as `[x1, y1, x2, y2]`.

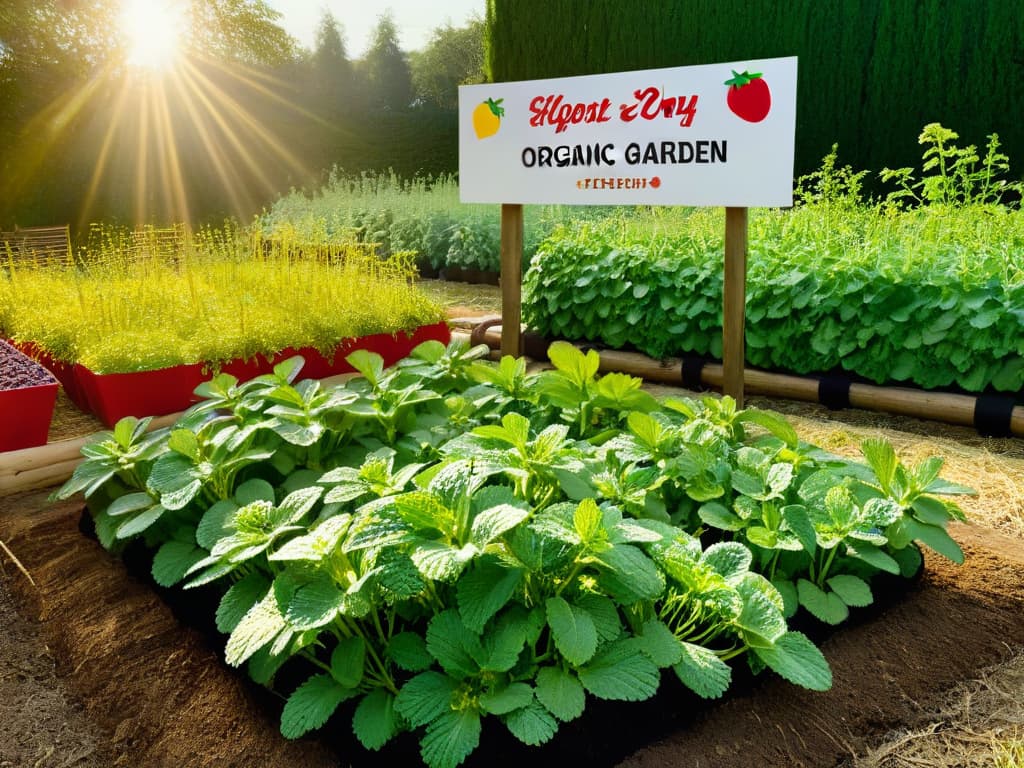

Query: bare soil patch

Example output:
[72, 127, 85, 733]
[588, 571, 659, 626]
[1, 485, 1023, 768]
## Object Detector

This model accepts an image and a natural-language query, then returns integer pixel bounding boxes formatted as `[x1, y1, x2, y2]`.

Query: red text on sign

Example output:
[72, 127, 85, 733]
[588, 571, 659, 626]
[619, 88, 698, 127]
[529, 95, 614, 134]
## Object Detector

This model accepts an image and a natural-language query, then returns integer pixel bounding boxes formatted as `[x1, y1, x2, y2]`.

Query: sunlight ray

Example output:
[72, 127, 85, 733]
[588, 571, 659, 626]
[165, 70, 249, 219]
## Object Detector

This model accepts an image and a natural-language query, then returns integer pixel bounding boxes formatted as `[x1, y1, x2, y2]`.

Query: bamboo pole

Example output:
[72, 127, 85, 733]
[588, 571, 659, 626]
[0, 411, 182, 498]
[453, 328, 1024, 437]
[500, 204, 524, 358]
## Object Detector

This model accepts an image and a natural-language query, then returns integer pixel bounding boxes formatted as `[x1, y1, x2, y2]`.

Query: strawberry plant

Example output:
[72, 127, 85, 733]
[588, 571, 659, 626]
[56, 341, 969, 768]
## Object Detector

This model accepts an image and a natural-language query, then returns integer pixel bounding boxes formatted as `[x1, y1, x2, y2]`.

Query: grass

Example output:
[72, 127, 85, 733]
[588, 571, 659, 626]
[0, 225, 445, 374]
[850, 652, 1024, 768]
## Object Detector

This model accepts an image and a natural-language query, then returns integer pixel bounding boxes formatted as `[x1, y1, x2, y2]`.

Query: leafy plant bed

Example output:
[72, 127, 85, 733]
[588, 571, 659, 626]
[0, 339, 58, 452]
[90, 506, 920, 767]
[53, 339, 975, 768]
[35, 321, 451, 428]
[3, 489, 1023, 767]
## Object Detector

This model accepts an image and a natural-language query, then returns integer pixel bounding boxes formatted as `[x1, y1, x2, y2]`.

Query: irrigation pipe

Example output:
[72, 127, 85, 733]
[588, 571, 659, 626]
[455, 324, 1024, 438]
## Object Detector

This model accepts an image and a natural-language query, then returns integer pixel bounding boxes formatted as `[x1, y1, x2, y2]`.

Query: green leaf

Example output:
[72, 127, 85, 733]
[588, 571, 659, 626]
[247, 645, 289, 686]
[215, 573, 271, 634]
[672, 642, 732, 699]
[736, 409, 799, 448]
[636, 619, 685, 667]
[573, 498, 603, 543]
[745, 526, 778, 549]
[426, 610, 478, 678]
[579, 639, 660, 701]
[394, 491, 455, 532]
[347, 349, 385, 386]
[275, 487, 323, 526]
[386, 632, 434, 672]
[284, 575, 343, 630]
[735, 582, 788, 647]
[470, 503, 530, 545]
[827, 575, 873, 607]
[891, 543, 923, 577]
[107, 492, 157, 517]
[420, 709, 481, 768]
[269, 514, 351, 562]
[698, 501, 745, 531]
[352, 690, 399, 751]
[196, 500, 237, 549]
[796, 579, 849, 625]
[861, 438, 898, 491]
[396, 671, 457, 728]
[911, 496, 953, 526]
[225, 591, 287, 666]
[545, 596, 598, 666]
[115, 505, 166, 539]
[168, 428, 200, 461]
[411, 540, 477, 582]
[480, 682, 533, 715]
[330, 635, 366, 688]
[235, 478, 275, 505]
[152, 540, 205, 587]
[701, 542, 752, 580]
[782, 505, 817, 554]
[753, 631, 832, 691]
[846, 541, 901, 575]
[905, 518, 964, 564]
[160, 480, 202, 512]
[280, 673, 355, 739]
[772, 578, 798, 618]
[504, 701, 558, 746]
[457, 562, 522, 633]
[534, 667, 586, 722]
[594, 544, 665, 603]
[574, 594, 622, 643]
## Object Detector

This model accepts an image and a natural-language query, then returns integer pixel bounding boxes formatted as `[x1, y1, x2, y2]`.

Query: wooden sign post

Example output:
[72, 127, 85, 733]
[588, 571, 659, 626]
[723, 207, 748, 407]
[500, 204, 524, 357]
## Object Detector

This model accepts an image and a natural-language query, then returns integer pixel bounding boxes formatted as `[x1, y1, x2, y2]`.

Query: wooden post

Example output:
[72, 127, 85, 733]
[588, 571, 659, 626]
[500, 203, 524, 357]
[723, 207, 748, 408]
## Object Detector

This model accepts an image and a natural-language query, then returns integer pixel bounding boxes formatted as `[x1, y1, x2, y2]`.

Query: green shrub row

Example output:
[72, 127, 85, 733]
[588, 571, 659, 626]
[262, 172, 614, 273]
[57, 340, 970, 767]
[523, 205, 1024, 393]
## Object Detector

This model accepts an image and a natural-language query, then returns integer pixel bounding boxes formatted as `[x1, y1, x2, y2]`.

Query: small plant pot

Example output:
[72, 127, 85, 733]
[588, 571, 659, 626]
[0, 341, 59, 452]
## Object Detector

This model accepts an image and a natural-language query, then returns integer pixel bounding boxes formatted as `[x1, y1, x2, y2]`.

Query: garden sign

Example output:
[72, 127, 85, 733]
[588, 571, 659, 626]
[458, 56, 798, 405]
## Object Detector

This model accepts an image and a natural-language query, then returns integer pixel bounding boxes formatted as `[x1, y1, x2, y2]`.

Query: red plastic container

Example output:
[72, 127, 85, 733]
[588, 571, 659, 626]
[68, 322, 452, 428]
[0, 345, 59, 453]
[74, 363, 207, 429]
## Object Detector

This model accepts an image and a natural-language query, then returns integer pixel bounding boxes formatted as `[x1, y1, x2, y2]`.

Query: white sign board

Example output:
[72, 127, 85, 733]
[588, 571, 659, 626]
[459, 57, 797, 207]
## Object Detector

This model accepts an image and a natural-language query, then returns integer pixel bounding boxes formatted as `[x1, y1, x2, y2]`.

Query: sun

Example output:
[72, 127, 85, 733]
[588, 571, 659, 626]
[120, 0, 186, 72]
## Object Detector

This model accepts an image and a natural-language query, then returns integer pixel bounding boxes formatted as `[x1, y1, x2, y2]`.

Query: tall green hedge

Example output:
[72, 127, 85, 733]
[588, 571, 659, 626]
[484, 0, 1024, 180]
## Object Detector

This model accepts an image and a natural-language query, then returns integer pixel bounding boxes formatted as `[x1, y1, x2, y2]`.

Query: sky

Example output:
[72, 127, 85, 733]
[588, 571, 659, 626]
[263, 0, 484, 57]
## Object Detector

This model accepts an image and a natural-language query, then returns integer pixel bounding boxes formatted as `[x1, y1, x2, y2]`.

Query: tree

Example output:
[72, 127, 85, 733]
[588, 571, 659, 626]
[309, 10, 357, 116]
[410, 16, 484, 110]
[361, 12, 413, 111]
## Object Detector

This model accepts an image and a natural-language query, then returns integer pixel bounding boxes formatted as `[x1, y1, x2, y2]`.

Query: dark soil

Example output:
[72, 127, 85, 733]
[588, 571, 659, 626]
[0, 340, 56, 390]
[0, 572, 108, 768]
[1, 488, 1023, 768]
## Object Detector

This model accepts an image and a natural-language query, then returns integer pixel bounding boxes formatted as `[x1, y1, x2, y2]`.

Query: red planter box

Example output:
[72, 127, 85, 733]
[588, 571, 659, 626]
[0, 343, 59, 453]
[16, 322, 451, 428]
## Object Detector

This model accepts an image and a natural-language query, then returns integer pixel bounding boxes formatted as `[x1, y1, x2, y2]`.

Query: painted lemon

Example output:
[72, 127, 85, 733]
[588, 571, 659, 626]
[473, 98, 504, 139]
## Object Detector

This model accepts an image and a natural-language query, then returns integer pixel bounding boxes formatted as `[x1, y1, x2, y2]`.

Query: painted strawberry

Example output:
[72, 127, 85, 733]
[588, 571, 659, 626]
[724, 70, 771, 123]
